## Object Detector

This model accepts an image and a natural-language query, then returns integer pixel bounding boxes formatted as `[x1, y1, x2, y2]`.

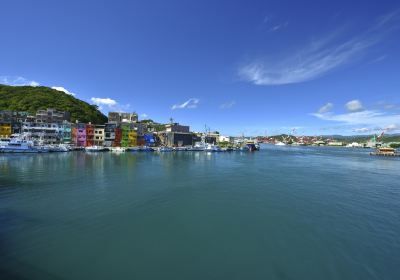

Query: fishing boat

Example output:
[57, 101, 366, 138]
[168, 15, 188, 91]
[110, 147, 126, 152]
[85, 146, 108, 152]
[205, 143, 222, 152]
[275, 141, 286, 146]
[173, 146, 188, 151]
[157, 146, 173, 152]
[246, 140, 258, 151]
[138, 146, 154, 152]
[237, 145, 250, 152]
[370, 147, 399, 157]
[0, 138, 48, 153]
[46, 144, 69, 152]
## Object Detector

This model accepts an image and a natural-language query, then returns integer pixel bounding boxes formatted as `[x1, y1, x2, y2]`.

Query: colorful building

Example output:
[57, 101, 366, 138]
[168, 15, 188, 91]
[104, 123, 117, 147]
[72, 123, 86, 147]
[86, 123, 94, 147]
[61, 121, 72, 144]
[128, 131, 137, 146]
[0, 122, 12, 138]
[114, 127, 122, 147]
[121, 123, 131, 147]
[94, 125, 105, 146]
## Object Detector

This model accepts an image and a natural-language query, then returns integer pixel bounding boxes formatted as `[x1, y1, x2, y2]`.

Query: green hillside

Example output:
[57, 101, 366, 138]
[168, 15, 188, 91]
[0, 84, 107, 124]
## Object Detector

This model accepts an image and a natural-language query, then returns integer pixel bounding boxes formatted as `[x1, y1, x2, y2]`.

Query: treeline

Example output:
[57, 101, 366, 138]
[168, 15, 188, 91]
[0, 84, 107, 124]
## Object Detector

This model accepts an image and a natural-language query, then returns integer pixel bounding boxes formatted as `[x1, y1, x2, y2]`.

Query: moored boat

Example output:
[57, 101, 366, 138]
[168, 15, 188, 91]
[370, 147, 399, 157]
[110, 147, 126, 153]
[157, 146, 173, 152]
[85, 146, 108, 152]
[0, 138, 49, 153]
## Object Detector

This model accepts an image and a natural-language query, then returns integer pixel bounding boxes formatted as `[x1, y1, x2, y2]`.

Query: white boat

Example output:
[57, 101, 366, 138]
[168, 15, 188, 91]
[173, 146, 188, 151]
[46, 144, 69, 152]
[85, 146, 108, 152]
[110, 147, 126, 152]
[275, 141, 286, 146]
[0, 138, 49, 153]
[157, 146, 173, 152]
[204, 143, 222, 152]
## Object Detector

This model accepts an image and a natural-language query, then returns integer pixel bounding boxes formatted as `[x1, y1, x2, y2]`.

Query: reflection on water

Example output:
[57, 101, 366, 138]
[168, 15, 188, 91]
[0, 147, 400, 279]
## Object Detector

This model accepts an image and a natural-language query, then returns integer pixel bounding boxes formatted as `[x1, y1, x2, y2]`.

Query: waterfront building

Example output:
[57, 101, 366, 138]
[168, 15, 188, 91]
[159, 122, 193, 146]
[61, 121, 72, 144]
[94, 125, 105, 146]
[120, 123, 131, 147]
[0, 122, 12, 137]
[86, 123, 95, 147]
[36, 108, 70, 123]
[128, 131, 137, 146]
[143, 133, 155, 146]
[114, 127, 122, 147]
[72, 123, 86, 147]
[22, 122, 61, 144]
[104, 123, 117, 147]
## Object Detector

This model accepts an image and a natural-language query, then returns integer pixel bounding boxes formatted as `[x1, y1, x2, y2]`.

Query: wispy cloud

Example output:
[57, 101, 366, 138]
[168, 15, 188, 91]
[51, 86, 76, 96]
[140, 113, 148, 119]
[368, 55, 387, 64]
[345, 100, 364, 112]
[269, 22, 289, 32]
[0, 76, 39, 87]
[220, 100, 236, 109]
[318, 103, 334, 113]
[171, 98, 199, 110]
[312, 100, 400, 133]
[239, 11, 399, 86]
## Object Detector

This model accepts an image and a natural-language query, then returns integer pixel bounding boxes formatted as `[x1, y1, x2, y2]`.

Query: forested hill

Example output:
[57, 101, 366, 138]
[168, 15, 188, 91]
[0, 84, 107, 124]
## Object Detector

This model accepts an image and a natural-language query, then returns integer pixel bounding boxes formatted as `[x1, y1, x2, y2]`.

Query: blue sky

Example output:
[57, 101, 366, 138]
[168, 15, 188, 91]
[1, 0, 400, 136]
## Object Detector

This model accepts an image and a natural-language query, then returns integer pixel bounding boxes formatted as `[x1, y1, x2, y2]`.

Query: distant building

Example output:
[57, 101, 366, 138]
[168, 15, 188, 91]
[219, 135, 233, 143]
[165, 123, 190, 133]
[327, 141, 343, 146]
[0, 110, 32, 123]
[35, 108, 70, 123]
[108, 112, 138, 124]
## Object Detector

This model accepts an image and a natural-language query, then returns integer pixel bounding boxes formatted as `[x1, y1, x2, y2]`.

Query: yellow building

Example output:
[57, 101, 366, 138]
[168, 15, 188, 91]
[0, 122, 12, 137]
[128, 131, 137, 147]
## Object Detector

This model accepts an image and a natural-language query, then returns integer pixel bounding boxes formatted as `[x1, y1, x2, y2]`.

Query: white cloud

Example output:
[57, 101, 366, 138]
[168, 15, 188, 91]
[345, 100, 364, 112]
[239, 12, 397, 86]
[312, 110, 400, 133]
[90, 97, 130, 113]
[140, 113, 148, 118]
[220, 101, 236, 109]
[383, 124, 399, 132]
[352, 127, 371, 133]
[171, 98, 199, 110]
[90, 97, 117, 106]
[0, 76, 39, 87]
[51, 86, 76, 96]
[318, 103, 333, 113]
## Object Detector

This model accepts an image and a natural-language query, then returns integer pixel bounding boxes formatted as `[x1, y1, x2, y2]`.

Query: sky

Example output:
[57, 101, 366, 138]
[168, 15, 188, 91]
[1, 0, 400, 136]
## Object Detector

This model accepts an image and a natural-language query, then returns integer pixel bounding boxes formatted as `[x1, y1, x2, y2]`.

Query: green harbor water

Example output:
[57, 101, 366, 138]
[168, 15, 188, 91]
[1, 145, 399, 279]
